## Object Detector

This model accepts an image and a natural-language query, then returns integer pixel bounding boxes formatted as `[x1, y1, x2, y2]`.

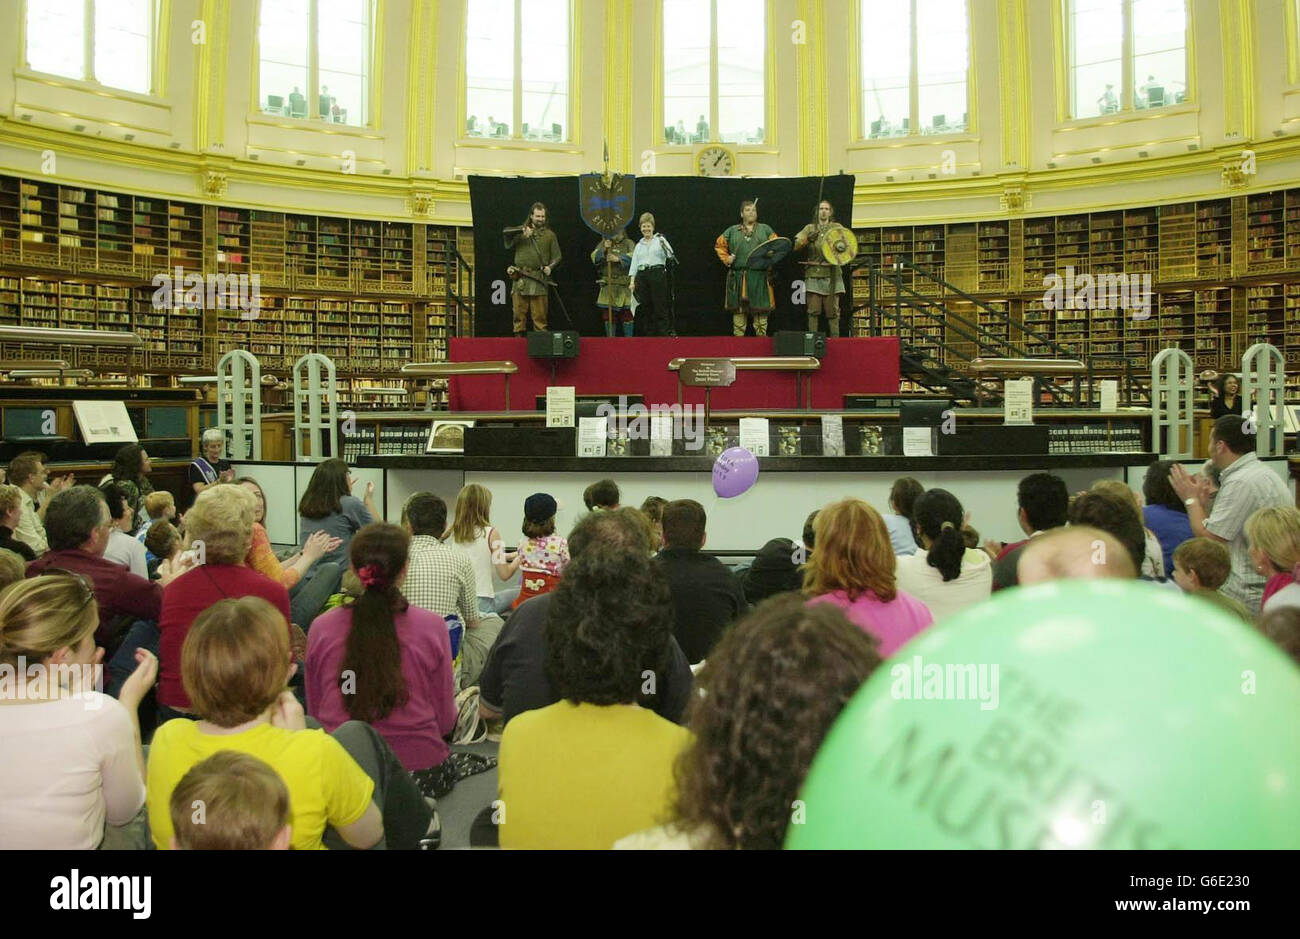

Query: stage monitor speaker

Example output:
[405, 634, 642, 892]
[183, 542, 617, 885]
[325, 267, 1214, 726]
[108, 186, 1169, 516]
[772, 331, 827, 358]
[899, 399, 954, 427]
[527, 330, 580, 358]
[464, 425, 576, 457]
[936, 424, 1049, 456]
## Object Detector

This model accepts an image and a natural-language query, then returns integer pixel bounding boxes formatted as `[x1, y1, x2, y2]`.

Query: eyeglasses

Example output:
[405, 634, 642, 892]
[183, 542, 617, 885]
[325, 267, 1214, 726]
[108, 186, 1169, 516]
[45, 568, 96, 615]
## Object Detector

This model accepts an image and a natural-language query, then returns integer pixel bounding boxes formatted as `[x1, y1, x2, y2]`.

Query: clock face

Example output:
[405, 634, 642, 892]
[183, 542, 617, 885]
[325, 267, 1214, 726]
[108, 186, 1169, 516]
[697, 146, 734, 177]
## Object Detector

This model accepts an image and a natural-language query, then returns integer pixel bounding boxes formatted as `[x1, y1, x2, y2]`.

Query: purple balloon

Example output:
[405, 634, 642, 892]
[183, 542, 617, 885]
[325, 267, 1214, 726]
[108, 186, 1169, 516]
[712, 446, 760, 498]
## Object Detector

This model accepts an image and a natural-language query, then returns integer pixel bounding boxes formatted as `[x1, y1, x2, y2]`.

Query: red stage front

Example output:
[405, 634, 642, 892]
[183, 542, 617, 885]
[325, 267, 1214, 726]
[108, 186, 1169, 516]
[446, 337, 900, 411]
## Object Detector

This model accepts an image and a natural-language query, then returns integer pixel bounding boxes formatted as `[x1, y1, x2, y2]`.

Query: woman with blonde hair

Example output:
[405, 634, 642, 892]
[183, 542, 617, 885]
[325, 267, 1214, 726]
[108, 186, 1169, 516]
[1245, 506, 1300, 614]
[446, 483, 520, 614]
[0, 574, 157, 848]
[156, 485, 292, 722]
[803, 498, 933, 657]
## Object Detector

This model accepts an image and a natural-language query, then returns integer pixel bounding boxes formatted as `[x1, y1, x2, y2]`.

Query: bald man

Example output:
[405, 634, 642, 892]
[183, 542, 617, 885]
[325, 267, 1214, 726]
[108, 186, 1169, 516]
[1017, 526, 1137, 587]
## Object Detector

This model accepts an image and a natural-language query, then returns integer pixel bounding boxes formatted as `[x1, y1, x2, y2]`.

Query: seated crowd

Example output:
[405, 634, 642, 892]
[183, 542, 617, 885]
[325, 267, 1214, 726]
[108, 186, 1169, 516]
[1, 412, 1298, 850]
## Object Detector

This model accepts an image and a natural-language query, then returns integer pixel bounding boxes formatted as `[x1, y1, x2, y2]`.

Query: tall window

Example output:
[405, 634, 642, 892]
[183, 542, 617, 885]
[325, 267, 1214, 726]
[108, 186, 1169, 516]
[663, 0, 766, 146]
[259, 0, 372, 126]
[465, 0, 570, 142]
[1069, 0, 1187, 118]
[861, 0, 969, 139]
[25, 0, 155, 95]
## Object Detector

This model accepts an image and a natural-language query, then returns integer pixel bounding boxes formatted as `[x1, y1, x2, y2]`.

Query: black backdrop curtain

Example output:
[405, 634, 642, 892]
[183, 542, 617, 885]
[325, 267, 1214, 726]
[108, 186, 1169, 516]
[469, 174, 856, 337]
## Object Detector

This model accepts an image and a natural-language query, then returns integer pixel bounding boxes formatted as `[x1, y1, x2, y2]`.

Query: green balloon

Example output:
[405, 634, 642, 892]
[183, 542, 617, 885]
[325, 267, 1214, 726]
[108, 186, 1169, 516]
[787, 580, 1300, 849]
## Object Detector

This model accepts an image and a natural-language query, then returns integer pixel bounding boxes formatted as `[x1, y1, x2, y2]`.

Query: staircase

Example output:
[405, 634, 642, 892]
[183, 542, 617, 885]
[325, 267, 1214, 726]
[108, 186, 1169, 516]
[852, 261, 1143, 407]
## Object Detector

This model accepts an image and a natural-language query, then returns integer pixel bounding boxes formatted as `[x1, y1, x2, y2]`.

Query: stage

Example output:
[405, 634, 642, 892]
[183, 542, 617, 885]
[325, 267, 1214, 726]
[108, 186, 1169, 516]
[445, 337, 901, 411]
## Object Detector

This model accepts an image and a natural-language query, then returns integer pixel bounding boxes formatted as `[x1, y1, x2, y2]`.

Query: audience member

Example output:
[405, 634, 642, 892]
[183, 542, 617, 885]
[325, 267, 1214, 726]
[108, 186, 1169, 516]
[739, 537, 804, 604]
[1169, 537, 1251, 621]
[802, 510, 818, 557]
[156, 485, 291, 720]
[1090, 479, 1166, 579]
[655, 499, 748, 664]
[147, 596, 431, 850]
[640, 496, 668, 549]
[399, 492, 480, 629]
[583, 479, 621, 512]
[1260, 607, 1300, 667]
[616, 596, 881, 849]
[1171, 413, 1293, 614]
[188, 427, 234, 509]
[804, 498, 933, 656]
[27, 486, 167, 647]
[145, 520, 183, 574]
[479, 508, 693, 727]
[1245, 506, 1300, 614]
[240, 476, 342, 630]
[0, 575, 157, 849]
[169, 751, 292, 850]
[1142, 460, 1193, 576]
[512, 492, 569, 609]
[497, 548, 690, 849]
[0, 548, 26, 590]
[0, 484, 36, 560]
[883, 477, 922, 555]
[894, 488, 992, 622]
[101, 483, 149, 578]
[1016, 526, 1136, 585]
[101, 444, 154, 535]
[307, 524, 458, 797]
[8, 450, 74, 555]
[299, 459, 377, 568]
[1067, 490, 1148, 578]
[988, 473, 1070, 590]
[137, 491, 176, 545]
[447, 483, 520, 617]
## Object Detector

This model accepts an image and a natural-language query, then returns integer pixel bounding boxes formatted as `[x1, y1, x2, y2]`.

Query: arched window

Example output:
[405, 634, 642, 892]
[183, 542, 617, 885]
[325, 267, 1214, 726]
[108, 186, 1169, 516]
[861, 0, 969, 139]
[1068, 0, 1188, 118]
[258, 0, 373, 126]
[465, 0, 571, 142]
[25, 0, 156, 95]
[663, 0, 766, 146]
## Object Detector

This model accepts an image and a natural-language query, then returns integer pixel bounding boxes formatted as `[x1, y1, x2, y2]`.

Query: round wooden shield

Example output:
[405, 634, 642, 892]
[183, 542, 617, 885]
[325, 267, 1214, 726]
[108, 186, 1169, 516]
[746, 236, 792, 270]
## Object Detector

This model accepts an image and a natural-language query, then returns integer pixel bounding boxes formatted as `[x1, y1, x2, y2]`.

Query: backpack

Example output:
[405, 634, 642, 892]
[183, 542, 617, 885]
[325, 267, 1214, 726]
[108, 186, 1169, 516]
[452, 686, 488, 745]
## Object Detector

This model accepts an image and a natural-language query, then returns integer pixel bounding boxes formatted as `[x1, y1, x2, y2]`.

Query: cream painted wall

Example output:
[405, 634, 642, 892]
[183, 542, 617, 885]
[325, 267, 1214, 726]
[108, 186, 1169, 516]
[0, 0, 1297, 227]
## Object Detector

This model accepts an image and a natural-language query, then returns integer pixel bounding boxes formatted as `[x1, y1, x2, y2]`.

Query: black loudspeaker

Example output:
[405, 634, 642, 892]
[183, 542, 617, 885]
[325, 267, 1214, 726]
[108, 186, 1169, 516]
[936, 424, 1050, 456]
[464, 426, 576, 457]
[527, 330, 580, 358]
[772, 330, 827, 358]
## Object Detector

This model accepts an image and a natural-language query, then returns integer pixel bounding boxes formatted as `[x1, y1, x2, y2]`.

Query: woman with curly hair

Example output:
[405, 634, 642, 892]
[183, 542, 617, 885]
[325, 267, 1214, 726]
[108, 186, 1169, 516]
[616, 595, 881, 849]
[100, 444, 154, 535]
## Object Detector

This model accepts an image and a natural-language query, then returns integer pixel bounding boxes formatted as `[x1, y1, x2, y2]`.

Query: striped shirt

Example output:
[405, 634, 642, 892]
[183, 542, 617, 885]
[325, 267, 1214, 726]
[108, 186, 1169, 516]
[1203, 452, 1292, 614]
[403, 535, 480, 627]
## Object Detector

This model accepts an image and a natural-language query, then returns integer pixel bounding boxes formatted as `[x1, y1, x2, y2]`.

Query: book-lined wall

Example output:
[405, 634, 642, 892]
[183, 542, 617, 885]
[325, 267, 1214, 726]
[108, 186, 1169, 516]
[0, 174, 468, 383]
[851, 189, 1300, 391]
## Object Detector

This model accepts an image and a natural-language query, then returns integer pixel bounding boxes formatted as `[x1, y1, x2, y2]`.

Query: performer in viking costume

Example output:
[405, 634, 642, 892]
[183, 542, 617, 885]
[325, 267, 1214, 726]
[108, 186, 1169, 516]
[591, 229, 635, 336]
[505, 202, 562, 336]
[714, 199, 778, 337]
[794, 199, 847, 336]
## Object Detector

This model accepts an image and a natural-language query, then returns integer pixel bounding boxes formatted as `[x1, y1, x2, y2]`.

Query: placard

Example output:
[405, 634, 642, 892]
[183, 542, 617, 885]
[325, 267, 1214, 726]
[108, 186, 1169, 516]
[902, 426, 934, 457]
[821, 415, 844, 456]
[545, 386, 575, 427]
[71, 400, 137, 445]
[649, 413, 673, 457]
[577, 416, 608, 457]
[1004, 379, 1035, 425]
[1099, 379, 1118, 413]
[739, 417, 770, 457]
[426, 420, 474, 454]
[678, 358, 737, 387]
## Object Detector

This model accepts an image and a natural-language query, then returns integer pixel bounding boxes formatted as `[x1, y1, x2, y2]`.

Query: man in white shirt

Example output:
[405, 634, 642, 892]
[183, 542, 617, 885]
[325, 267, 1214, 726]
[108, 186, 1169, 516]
[628, 212, 676, 337]
[1171, 413, 1293, 614]
[7, 451, 74, 555]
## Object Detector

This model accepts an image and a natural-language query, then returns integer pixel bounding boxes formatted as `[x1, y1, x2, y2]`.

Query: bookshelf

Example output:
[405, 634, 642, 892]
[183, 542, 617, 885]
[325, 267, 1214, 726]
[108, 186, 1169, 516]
[1246, 191, 1287, 272]
[1286, 284, 1300, 366]
[0, 177, 19, 256]
[0, 275, 18, 326]
[1196, 199, 1232, 278]
[1245, 283, 1286, 349]
[250, 210, 286, 283]
[215, 207, 250, 273]
[382, 222, 415, 292]
[353, 221, 382, 287]
[1123, 207, 1158, 273]
[318, 218, 350, 285]
[1023, 217, 1055, 285]
[1157, 203, 1197, 280]
[1056, 214, 1089, 272]
[286, 215, 317, 279]
[976, 221, 1010, 290]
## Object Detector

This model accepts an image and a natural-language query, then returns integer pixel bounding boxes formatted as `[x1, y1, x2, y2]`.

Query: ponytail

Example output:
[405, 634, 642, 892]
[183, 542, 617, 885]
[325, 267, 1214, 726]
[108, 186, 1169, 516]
[913, 489, 967, 583]
[339, 524, 411, 723]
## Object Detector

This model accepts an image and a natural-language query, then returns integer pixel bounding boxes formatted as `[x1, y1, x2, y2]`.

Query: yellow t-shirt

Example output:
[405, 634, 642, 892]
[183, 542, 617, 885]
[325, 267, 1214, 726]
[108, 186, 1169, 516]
[147, 719, 375, 850]
[497, 701, 692, 849]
